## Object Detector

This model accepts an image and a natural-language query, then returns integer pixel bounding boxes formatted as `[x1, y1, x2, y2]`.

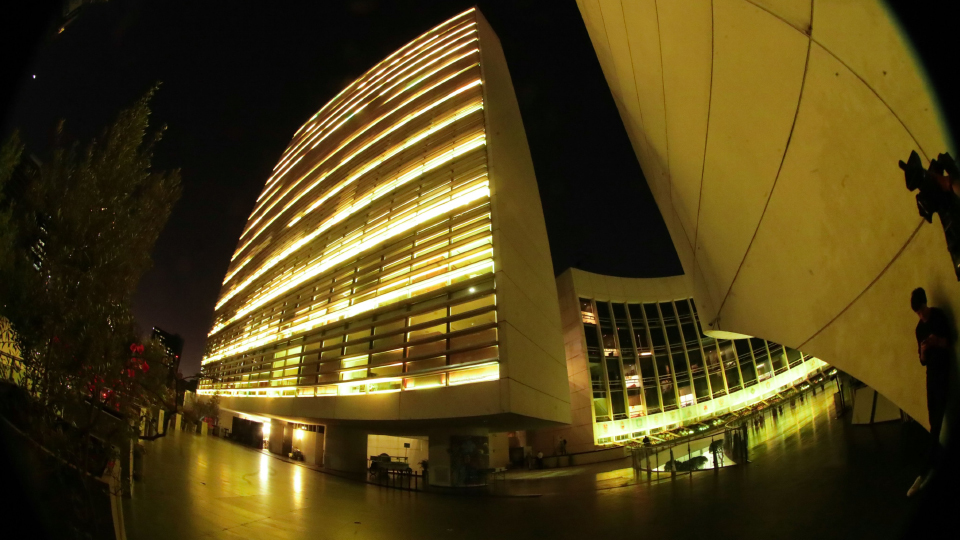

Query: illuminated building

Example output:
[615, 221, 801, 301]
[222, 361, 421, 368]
[151, 327, 183, 363]
[574, 0, 955, 425]
[530, 269, 826, 455]
[199, 9, 569, 484]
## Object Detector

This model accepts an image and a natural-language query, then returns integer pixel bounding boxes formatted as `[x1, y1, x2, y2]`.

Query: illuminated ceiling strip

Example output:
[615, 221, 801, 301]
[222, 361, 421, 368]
[210, 180, 490, 337]
[248, 35, 479, 226]
[265, 25, 476, 187]
[204, 257, 494, 363]
[216, 131, 485, 311]
[227, 79, 482, 265]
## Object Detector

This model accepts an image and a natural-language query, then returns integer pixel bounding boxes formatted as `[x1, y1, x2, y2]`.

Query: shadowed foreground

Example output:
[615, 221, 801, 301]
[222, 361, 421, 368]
[124, 391, 927, 540]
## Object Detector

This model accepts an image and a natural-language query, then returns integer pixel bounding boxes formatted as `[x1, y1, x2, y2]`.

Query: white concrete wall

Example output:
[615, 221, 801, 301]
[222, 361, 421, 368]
[477, 10, 571, 426]
[576, 0, 956, 425]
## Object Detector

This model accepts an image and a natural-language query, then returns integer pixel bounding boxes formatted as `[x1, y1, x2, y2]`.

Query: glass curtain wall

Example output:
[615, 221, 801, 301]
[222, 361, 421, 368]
[579, 296, 814, 425]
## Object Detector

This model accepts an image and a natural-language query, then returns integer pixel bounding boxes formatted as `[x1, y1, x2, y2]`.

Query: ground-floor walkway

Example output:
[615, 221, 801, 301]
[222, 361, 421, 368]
[124, 389, 931, 540]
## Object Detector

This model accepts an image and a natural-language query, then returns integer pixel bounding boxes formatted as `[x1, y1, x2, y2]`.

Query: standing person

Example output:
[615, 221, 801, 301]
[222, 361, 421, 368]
[560, 438, 567, 455]
[536, 450, 544, 469]
[908, 287, 954, 497]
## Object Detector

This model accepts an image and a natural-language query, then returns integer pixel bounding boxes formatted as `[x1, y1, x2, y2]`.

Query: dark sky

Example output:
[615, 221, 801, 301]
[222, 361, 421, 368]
[3, 1, 956, 376]
[3, 0, 683, 376]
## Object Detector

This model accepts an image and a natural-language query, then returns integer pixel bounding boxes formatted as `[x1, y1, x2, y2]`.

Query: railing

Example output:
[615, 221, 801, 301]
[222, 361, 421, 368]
[368, 468, 426, 491]
[627, 424, 747, 480]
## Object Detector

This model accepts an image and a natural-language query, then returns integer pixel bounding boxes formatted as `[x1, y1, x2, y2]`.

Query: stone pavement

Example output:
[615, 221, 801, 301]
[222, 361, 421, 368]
[124, 389, 930, 540]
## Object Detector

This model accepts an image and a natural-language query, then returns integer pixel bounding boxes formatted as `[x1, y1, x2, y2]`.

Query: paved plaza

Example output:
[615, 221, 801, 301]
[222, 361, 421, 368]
[125, 390, 930, 540]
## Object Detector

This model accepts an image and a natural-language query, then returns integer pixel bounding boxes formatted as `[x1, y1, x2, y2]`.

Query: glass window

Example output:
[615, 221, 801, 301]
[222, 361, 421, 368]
[584, 325, 600, 350]
[751, 338, 772, 381]
[623, 361, 640, 388]
[450, 327, 496, 349]
[450, 311, 496, 332]
[410, 307, 447, 327]
[341, 356, 368, 369]
[719, 340, 741, 391]
[580, 298, 596, 324]
[407, 338, 447, 358]
[644, 384, 660, 413]
[734, 339, 757, 385]
[340, 368, 367, 381]
[448, 363, 499, 385]
[768, 342, 787, 371]
[627, 388, 643, 418]
[660, 375, 677, 409]
[451, 294, 495, 315]
[402, 373, 446, 390]
[610, 390, 627, 418]
[370, 363, 402, 378]
[611, 303, 627, 321]
[372, 348, 403, 364]
[408, 322, 446, 341]
[786, 347, 803, 367]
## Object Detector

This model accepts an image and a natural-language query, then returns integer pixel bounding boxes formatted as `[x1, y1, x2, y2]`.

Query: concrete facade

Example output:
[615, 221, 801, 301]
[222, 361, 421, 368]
[200, 9, 567, 482]
[576, 0, 956, 425]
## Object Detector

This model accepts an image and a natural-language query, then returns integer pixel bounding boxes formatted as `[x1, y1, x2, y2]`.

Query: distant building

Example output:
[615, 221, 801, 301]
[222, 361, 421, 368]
[151, 327, 185, 408]
[151, 327, 184, 365]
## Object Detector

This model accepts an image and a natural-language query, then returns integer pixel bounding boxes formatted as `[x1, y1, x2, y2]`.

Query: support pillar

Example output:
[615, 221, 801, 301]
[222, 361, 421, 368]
[268, 419, 286, 455]
[322, 425, 367, 474]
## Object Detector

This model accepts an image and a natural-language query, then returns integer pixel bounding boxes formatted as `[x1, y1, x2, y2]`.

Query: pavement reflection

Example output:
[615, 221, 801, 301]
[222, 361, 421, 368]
[125, 389, 924, 540]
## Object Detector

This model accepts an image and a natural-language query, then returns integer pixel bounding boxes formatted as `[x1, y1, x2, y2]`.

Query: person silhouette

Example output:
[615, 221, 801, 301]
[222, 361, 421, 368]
[907, 287, 954, 497]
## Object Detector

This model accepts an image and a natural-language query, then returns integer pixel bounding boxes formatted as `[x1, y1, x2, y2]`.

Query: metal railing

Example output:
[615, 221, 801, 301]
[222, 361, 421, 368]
[368, 467, 426, 491]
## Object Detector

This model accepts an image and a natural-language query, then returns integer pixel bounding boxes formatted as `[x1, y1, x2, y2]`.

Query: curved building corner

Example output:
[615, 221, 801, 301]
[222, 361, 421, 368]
[198, 8, 568, 486]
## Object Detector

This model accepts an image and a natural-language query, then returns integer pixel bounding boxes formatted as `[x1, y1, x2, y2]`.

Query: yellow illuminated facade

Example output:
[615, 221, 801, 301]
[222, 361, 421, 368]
[200, 10, 511, 401]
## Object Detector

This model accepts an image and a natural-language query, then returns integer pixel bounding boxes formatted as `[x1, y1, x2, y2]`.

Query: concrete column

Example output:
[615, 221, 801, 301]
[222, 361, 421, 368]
[323, 425, 367, 474]
[174, 413, 182, 431]
[268, 419, 285, 454]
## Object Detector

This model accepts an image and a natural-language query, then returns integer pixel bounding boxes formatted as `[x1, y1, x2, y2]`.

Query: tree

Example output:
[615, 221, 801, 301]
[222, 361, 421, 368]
[0, 131, 23, 278]
[0, 86, 181, 459]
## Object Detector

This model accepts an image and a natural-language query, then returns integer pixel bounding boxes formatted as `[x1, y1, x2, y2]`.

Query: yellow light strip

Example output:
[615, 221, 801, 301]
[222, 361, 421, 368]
[215, 141, 486, 322]
[290, 103, 485, 225]
[211, 178, 490, 337]
[216, 119, 485, 308]
[242, 46, 481, 240]
[281, 10, 472, 152]
[229, 75, 482, 263]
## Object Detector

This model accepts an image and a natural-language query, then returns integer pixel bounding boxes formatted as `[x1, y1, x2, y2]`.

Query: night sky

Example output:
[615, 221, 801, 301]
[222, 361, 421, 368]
[3, 1, 956, 376]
